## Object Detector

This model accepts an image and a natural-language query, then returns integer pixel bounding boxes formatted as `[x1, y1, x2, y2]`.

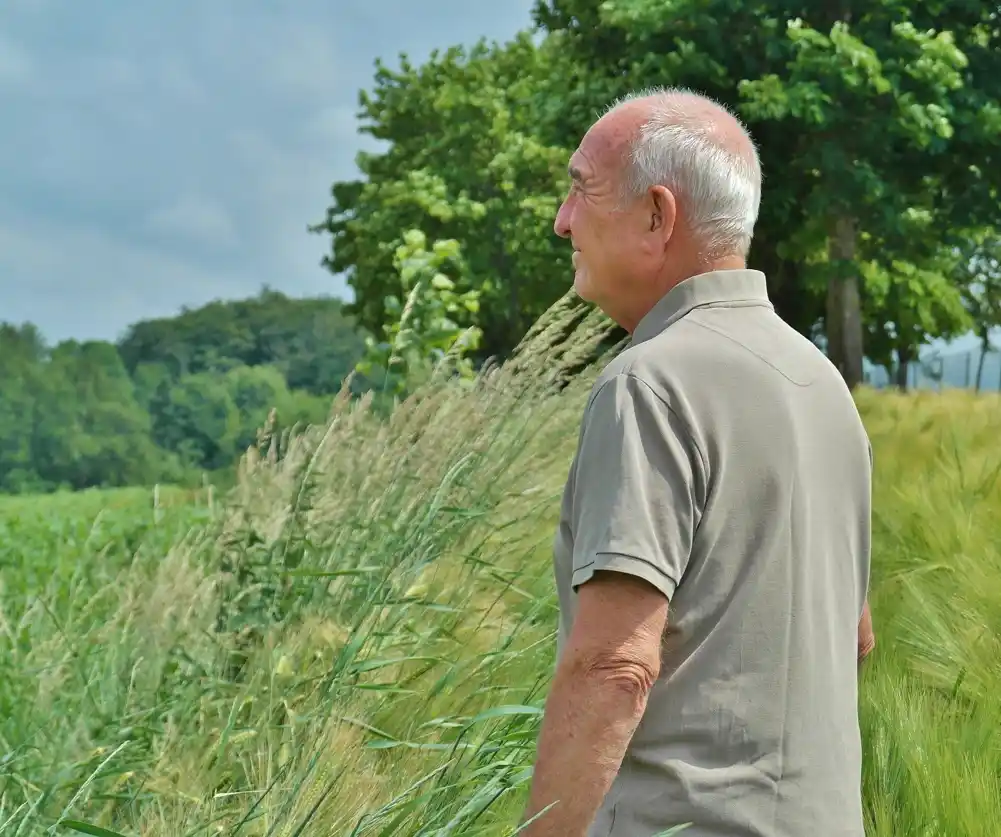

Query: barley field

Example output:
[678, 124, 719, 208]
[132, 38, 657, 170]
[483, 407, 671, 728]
[2, 304, 1000, 836]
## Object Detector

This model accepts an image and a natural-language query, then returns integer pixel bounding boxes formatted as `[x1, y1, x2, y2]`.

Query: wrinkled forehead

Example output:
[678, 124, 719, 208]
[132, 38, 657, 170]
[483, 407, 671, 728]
[576, 106, 647, 176]
[570, 115, 637, 183]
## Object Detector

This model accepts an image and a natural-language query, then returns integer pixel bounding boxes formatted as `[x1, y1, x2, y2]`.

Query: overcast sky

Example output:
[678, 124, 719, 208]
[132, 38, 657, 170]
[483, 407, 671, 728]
[0, 0, 537, 343]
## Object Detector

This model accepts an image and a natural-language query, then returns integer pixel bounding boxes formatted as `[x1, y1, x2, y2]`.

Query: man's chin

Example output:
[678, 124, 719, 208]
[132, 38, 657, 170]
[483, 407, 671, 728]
[572, 270, 595, 302]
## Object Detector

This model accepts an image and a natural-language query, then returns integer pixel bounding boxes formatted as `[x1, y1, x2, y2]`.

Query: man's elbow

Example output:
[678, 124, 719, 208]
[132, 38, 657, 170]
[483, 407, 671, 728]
[580, 653, 659, 704]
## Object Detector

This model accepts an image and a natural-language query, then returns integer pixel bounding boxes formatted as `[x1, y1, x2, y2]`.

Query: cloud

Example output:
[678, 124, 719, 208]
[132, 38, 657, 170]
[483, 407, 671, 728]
[0, 0, 538, 342]
[0, 213, 270, 341]
[144, 196, 240, 249]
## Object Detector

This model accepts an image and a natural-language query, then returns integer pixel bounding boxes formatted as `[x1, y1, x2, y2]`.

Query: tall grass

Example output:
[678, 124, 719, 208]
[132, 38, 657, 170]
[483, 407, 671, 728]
[853, 389, 1001, 835]
[2, 303, 1000, 836]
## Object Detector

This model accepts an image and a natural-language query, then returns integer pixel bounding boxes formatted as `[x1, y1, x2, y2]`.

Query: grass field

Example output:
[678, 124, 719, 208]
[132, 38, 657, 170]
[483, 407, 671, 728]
[2, 307, 1000, 836]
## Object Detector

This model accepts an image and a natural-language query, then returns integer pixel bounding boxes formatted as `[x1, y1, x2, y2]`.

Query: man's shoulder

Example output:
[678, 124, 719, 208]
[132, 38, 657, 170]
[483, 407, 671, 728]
[581, 345, 702, 453]
[584, 349, 669, 413]
[683, 304, 842, 387]
[631, 304, 846, 397]
[584, 310, 858, 443]
[587, 320, 713, 403]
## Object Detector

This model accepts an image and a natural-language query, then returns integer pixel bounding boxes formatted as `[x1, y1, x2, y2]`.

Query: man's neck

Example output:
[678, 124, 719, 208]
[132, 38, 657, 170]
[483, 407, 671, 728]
[622, 257, 748, 334]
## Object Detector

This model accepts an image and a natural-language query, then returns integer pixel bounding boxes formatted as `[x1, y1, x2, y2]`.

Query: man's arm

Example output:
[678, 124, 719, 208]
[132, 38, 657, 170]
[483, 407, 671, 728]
[520, 373, 704, 835]
[859, 439, 875, 666]
[520, 571, 668, 836]
[858, 599, 875, 664]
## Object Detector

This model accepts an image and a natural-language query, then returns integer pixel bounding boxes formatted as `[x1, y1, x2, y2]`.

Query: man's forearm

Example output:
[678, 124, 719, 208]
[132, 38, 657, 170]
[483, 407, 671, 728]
[520, 656, 652, 836]
[858, 600, 875, 664]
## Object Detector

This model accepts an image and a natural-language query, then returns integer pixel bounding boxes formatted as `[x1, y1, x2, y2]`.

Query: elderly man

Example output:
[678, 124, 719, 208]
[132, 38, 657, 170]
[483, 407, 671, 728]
[520, 88, 875, 836]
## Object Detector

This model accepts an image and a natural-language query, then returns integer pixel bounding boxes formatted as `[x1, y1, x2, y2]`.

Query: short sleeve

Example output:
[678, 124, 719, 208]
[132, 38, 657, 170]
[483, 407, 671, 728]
[569, 373, 705, 601]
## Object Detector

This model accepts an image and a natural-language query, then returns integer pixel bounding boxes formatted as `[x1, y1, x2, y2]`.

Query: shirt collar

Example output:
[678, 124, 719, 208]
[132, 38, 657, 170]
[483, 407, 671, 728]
[631, 268, 773, 346]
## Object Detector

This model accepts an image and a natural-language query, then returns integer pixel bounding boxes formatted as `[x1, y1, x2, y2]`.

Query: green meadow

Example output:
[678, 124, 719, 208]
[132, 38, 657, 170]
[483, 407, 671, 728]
[2, 312, 1000, 836]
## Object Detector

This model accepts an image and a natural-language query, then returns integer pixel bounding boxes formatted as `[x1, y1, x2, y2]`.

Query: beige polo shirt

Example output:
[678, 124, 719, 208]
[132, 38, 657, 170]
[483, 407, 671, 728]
[553, 269, 872, 837]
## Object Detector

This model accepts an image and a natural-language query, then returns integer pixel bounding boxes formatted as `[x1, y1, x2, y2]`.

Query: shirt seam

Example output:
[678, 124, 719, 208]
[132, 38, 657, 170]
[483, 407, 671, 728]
[692, 297, 772, 311]
[574, 551, 680, 589]
[618, 372, 710, 483]
[683, 317, 814, 389]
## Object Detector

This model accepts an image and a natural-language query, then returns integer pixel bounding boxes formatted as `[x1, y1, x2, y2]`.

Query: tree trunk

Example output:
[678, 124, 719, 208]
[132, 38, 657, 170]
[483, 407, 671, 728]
[975, 331, 989, 393]
[894, 345, 913, 391]
[826, 216, 864, 389]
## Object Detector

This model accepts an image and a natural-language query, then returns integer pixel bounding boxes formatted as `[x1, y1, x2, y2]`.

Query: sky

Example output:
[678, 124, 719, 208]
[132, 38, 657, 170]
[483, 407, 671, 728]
[0, 0, 537, 343]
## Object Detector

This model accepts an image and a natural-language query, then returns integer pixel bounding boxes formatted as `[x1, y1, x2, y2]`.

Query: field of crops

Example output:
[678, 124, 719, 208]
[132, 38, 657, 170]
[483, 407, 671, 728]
[2, 311, 1001, 836]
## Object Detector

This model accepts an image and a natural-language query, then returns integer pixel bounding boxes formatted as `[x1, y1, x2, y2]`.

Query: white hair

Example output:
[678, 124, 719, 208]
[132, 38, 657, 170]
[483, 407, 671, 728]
[611, 87, 762, 259]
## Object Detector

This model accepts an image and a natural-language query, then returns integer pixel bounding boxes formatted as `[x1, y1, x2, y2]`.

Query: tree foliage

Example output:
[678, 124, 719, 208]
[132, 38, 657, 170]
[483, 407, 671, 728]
[532, 0, 1001, 387]
[355, 229, 483, 398]
[0, 291, 365, 494]
[117, 288, 365, 395]
[310, 32, 575, 361]
[960, 232, 1001, 390]
[862, 252, 972, 386]
[316, 0, 999, 391]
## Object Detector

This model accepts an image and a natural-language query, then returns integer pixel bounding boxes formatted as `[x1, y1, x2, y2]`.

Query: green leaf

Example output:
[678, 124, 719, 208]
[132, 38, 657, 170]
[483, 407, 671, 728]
[59, 821, 131, 837]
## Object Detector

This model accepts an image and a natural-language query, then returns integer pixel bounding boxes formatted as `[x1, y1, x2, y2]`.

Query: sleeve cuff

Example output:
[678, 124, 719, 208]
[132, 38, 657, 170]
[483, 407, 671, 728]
[571, 551, 679, 601]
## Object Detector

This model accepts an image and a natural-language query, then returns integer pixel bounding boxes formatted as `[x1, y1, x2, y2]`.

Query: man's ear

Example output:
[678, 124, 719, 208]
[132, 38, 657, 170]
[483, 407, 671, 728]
[649, 185, 677, 242]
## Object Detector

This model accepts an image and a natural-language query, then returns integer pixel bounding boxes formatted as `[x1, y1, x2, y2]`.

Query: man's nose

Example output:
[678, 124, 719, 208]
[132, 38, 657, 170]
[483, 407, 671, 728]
[553, 198, 571, 239]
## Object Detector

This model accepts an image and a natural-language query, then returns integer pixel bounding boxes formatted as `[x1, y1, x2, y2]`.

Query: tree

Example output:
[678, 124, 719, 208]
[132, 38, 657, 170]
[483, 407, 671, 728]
[39, 341, 163, 489]
[0, 325, 49, 492]
[151, 372, 242, 471]
[221, 363, 325, 454]
[533, 0, 1001, 387]
[959, 232, 1001, 392]
[117, 290, 365, 395]
[0, 291, 365, 494]
[311, 32, 575, 362]
[862, 254, 971, 389]
[355, 230, 483, 398]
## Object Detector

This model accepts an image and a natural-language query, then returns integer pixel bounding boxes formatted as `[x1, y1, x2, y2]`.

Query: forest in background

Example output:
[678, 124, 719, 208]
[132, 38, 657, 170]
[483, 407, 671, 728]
[0, 290, 366, 494]
[5, 0, 1001, 495]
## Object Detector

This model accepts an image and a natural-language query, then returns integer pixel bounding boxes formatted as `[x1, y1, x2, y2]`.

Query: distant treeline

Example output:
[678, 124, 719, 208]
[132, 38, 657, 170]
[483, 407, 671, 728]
[0, 289, 366, 494]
